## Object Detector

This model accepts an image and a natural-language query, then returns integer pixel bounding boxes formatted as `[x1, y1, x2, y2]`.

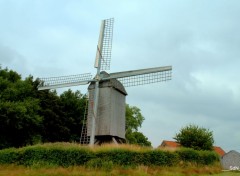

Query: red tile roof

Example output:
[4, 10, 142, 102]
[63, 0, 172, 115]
[160, 140, 180, 148]
[159, 140, 225, 156]
[213, 146, 225, 157]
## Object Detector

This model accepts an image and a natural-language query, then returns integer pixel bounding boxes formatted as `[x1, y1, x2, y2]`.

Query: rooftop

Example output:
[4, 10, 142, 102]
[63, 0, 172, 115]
[159, 140, 225, 157]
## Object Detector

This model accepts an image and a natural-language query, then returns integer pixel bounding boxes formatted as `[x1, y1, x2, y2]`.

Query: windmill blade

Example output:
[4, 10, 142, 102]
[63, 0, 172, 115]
[104, 66, 172, 87]
[38, 73, 94, 90]
[94, 18, 114, 71]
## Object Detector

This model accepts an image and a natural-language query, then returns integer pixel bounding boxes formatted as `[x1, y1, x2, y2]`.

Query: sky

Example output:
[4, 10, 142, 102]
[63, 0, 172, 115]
[0, 0, 240, 152]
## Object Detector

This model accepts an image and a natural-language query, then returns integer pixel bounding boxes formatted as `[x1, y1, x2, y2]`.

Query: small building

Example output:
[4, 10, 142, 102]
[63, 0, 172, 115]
[159, 140, 181, 148]
[159, 140, 225, 156]
[87, 72, 127, 143]
[214, 146, 226, 157]
[221, 150, 240, 170]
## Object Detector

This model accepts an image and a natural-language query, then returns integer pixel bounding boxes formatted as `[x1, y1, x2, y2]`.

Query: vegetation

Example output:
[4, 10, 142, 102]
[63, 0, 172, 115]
[174, 124, 214, 150]
[0, 143, 223, 175]
[0, 66, 150, 149]
[0, 67, 89, 149]
[0, 69, 42, 148]
[0, 143, 219, 167]
[125, 104, 151, 146]
[0, 164, 228, 176]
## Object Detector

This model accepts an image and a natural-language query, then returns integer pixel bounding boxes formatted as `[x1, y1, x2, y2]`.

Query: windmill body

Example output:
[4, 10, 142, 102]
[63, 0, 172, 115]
[87, 74, 127, 144]
[38, 18, 172, 146]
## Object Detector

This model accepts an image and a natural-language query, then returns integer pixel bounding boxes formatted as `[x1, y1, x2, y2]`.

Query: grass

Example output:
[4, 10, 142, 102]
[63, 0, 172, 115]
[215, 172, 240, 176]
[31, 142, 152, 152]
[0, 164, 230, 176]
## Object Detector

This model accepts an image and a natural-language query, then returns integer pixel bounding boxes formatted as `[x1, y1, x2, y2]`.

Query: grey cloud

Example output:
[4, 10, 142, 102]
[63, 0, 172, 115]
[0, 44, 29, 78]
[0, 45, 18, 63]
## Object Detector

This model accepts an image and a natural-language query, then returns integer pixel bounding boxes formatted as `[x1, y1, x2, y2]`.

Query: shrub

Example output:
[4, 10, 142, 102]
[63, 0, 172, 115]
[0, 148, 19, 164]
[198, 150, 219, 165]
[146, 150, 179, 166]
[176, 148, 200, 163]
[174, 124, 214, 150]
[95, 149, 138, 166]
[176, 148, 219, 165]
[0, 143, 219, 167]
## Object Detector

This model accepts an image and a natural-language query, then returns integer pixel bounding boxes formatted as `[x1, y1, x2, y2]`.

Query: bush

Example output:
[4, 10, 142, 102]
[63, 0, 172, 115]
[0, 148, 19, 164]
[0, 143, 219, 167]
[146, 150, 178, 166]
[95, 149, 139, 166]
[176, 148, 200, 163]
[176, 148, 219, 165]
[198, 150, 219, 165]
[174, 124, 214, 150]
[20, 146, 94, 167]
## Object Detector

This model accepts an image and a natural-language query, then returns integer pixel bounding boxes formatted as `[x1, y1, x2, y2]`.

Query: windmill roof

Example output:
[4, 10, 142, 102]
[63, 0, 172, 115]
[88, 71, 127, 95]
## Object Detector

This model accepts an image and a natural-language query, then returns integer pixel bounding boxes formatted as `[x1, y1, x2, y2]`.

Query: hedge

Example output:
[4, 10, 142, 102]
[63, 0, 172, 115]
[176, 148, 219, 165]
[0, 143, 219, 167]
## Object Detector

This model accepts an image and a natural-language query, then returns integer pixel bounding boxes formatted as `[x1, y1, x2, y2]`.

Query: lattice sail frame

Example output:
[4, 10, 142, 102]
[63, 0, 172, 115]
[117, 70, 172, 87]
[95, 18, 114, 71]
[38, 73, 93, 90]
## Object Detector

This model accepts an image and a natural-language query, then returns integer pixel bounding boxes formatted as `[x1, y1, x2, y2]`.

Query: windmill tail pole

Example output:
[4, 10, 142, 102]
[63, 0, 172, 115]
[90, 80, 99, 147]
[90, 19, 106, 147]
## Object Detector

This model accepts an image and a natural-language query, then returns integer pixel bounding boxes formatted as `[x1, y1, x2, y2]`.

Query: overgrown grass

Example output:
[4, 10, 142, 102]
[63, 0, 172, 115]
[0, 164, 225, 176]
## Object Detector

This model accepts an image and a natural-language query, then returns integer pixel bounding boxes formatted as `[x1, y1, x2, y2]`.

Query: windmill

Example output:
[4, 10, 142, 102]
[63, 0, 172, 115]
[38, 18, 172, 146]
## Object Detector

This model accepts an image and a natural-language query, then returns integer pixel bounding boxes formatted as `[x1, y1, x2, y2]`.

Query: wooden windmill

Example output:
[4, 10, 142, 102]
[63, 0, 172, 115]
[38, 18, 172, 146]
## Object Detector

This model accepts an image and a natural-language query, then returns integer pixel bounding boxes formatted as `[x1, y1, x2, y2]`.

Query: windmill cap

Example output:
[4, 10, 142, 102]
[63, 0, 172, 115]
[88, 71, 127, 95]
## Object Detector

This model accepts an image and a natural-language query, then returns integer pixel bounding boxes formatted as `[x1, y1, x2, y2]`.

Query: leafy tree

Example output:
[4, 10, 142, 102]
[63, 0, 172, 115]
[126, 104, 144, 131]
[60, 90, 88, 141]
[37, 89, 69, 142]
[36, 87, 87, 143]
[174, 124, 214, 150]
[0, 68, 42, 149]
[125, 104, 151, 147]
[126, 131, 151, 147]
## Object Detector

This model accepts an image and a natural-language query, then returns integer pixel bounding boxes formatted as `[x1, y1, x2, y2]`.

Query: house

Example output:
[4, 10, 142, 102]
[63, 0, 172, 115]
[221, 150, 240, 170]
[159, 140, 180, 148]
[214, 146, 226, 157]
[159, 140, 225, 156]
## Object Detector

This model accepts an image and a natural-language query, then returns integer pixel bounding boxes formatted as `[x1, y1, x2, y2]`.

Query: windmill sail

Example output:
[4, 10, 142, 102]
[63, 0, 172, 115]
[94, 18, 114, 71]
[38, 73, 93, 90]
[102, 66, 172, 87]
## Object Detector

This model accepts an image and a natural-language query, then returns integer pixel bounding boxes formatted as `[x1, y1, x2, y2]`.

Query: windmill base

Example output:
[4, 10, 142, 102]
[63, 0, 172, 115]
[94, 135, 125, 145]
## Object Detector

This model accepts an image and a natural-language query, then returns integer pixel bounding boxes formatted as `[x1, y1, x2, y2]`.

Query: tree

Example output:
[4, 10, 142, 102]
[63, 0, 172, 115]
[125, 104, 151, 147]
[126, 104, 144, 131]
[126, 131, 151, 147]
[60, 90, 87, 141]
[0, 68, 42, 149]
[37, 89, 69, 142]
[174, 124, 214, 150]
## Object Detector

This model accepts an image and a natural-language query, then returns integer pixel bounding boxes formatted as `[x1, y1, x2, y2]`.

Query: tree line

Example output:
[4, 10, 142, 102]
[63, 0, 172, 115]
[0, 66, 151, 149]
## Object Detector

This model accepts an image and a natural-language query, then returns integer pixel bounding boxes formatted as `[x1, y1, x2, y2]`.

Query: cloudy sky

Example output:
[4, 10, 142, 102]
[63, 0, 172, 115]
[1, 0, 240, 151]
